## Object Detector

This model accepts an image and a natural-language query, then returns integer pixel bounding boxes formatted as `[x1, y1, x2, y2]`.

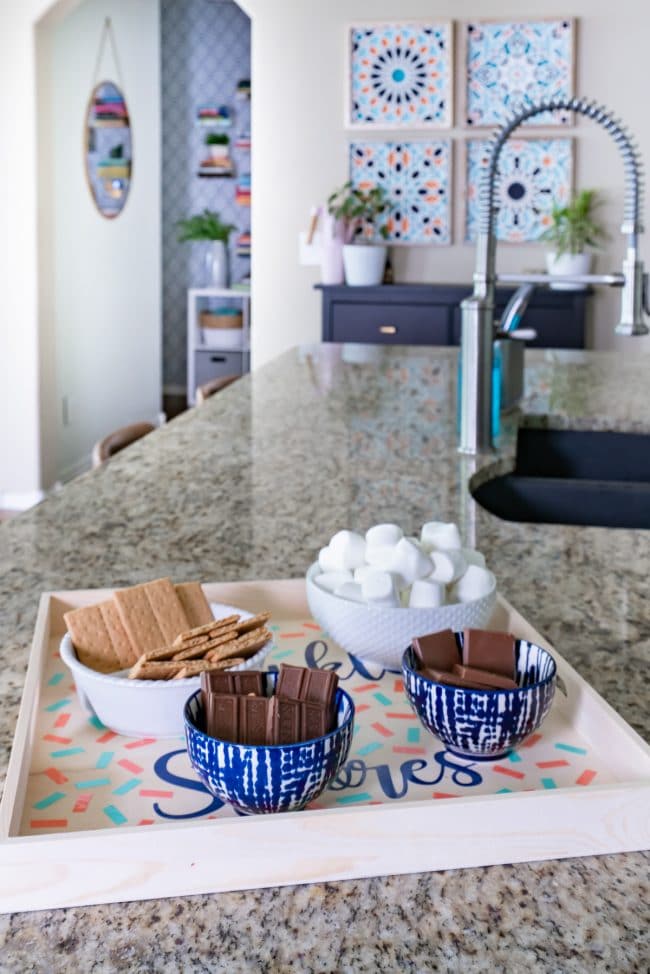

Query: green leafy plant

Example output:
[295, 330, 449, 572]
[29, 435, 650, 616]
[176, 209, 236, 243]
[108, 143, 124, 159]
[327, 180, 392, 242]
[205, 132, 230, 146]
[540, 189, 607, 256]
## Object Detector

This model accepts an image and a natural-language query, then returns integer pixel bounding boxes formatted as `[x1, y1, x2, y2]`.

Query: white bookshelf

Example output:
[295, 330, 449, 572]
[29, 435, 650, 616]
[186, 287, 251, 406]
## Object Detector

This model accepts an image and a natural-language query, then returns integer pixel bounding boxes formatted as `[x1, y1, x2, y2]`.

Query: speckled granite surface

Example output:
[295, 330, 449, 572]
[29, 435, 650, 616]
[0, 344, 648, 971]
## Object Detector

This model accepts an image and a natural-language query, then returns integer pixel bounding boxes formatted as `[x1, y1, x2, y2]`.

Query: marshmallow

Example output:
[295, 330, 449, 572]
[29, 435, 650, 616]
[428, 549, 466, 584]
[328, 530, 367, 570]
[389, 538, 433, 588]
[334, 581, 366, 603]
[462, 548, 487, 569]
[408, 579, 446, 608]
[318, 545, 340, 573]
[314, 570, 354, 593]
[420, 521, 462, 552]
[365, 543, 398, 570]
[361, 570, 401, 608]
[353, 564, 375, 583]
[365, 523, 403, 547]
[452, 565, 495, 602]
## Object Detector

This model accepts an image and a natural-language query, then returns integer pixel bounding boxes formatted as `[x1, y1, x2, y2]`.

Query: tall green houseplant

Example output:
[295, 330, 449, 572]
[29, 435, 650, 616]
[540, 189, 606, 257]
[176, 209, 236, 243]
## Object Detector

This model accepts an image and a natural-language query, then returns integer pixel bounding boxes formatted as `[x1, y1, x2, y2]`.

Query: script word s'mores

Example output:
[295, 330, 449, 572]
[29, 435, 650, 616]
[411, 628, 518, 690]
[63, 578, 271, 680]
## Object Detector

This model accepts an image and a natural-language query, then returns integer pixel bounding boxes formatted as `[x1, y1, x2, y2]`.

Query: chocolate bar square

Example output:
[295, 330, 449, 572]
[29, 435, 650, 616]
[411, 630, 459, 671]
[276, 664, 338, 709]
[462, 629, 516, 679]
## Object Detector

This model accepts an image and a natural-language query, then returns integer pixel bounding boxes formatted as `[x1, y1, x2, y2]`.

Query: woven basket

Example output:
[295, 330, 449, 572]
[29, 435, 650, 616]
[200, 310, 243, 330]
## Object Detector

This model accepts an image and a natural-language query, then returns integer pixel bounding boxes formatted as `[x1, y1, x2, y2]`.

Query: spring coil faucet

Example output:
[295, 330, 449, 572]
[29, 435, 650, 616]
[459, 96, 649, 455]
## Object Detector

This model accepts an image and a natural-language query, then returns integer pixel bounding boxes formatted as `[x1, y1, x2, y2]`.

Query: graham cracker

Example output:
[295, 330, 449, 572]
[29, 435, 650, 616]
[174, 615, 240, 645]
[64, 605, 121, 675]
[175, 582, 215, 628]
[131, 657, 246, 680]
[99, 599, 138, 668]
[171, 627, 239, 661]
[206, 628, 271, 663]
[171, 658, 245, 680]
[114, 578, 189, 654]
[235, 612, 271, 635]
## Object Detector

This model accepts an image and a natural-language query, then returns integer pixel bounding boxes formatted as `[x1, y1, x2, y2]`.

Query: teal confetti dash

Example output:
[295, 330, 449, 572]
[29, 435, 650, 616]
[496, 788, 513, 794]
[45, 698, 71, 712]
[335, 792, 373, 805]
[555, 742, 587, 755]
[104, 805, 128, 826]
[507, 750, 523, 763]
[356, 741, 383, 757]
[407, 727, 420, 744]
[47, 672, 65, 687]
[272, 650, 293, 660]
[113, 778, 142, 796]
[88, 715, 106, 730]
[51, 747, 85, 758]
[373, 692, 391, 707]
[33, 791, 66, 810]
[75, 777, 111, 790]
[541, 778, 557, 790]
[270, 625, 281, 632]
[96, 751, 114, 770]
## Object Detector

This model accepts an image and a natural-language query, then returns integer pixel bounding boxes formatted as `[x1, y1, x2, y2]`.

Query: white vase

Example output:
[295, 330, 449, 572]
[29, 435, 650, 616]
[546, 251, 591, 291]
[342, 244, 387, 286]
[205, 240, 228, 287]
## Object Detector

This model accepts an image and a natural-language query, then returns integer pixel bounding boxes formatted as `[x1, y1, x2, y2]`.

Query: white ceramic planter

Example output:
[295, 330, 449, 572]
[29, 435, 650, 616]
[546, 251, 592, 291]
[209, 144, 229, 160]
[205, 239, 229, 287]
[343, 244, 387, 286]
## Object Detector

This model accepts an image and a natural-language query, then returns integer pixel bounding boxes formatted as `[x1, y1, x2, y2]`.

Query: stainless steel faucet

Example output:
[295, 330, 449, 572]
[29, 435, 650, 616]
[459, 96, 649, 455]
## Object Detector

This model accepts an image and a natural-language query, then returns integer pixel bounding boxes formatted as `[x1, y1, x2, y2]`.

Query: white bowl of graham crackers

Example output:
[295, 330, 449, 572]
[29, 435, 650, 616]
[60, 578, 274, 738]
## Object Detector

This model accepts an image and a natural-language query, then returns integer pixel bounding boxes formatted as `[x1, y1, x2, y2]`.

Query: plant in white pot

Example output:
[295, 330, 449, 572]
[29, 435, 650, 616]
[540, 189, 607, 291]
[177, 209, 236, 288]
[327, 181, 392, 286]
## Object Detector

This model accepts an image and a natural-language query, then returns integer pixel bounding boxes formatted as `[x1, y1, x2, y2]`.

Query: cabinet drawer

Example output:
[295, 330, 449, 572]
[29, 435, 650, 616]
[195, 350, 244, 387]
[330, 302, 450, 345]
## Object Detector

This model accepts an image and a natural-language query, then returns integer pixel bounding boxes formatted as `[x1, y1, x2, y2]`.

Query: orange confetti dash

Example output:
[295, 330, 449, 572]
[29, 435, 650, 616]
[302, 622, 320, 631]
[140, 789, 173, 799]
[493, 765, 526, 780]
[73, 794, 92, 813]
[43, 734, 72, 744]
[577, 769, 597, 786]
[138, 819, 155, 826]
[371, 722, 394, 738]
[96, 731, 117, 744]
[355, 703, 371, 713]
[30, 819, 68, 829]
[279, 632, 305, 638]
[521, 733, 543, 748]
[393, 679, 404, 693]
[44, 767, 68, 785]
[536, 760, 569, 769]
[54, 713, 71, 728]
[354, 683, 380, 692]
[385, 712, 417, 720]
[124, 738, 156, 749]
[393, 746, 427, 755]
[433, 792, 457, 799]
[118, 758, 143, 774]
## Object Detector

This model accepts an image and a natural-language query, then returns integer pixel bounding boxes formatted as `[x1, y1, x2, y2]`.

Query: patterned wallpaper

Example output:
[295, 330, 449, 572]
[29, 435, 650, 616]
[161, 0, 251, 390]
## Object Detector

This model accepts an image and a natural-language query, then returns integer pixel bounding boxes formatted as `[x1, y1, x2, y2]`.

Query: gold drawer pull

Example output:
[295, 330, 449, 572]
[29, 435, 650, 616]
[379, 325, 398, 335]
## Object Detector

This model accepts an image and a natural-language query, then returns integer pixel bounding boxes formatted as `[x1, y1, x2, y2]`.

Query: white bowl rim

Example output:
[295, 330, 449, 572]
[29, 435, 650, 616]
[306, 561, 496, 609]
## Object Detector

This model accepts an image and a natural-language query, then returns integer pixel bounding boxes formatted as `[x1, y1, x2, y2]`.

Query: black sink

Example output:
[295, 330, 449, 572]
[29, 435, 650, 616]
[472, 429, 650, 529]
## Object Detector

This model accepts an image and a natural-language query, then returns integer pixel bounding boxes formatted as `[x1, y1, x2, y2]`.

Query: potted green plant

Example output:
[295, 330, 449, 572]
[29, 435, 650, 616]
[327, 181, 392, 286]
[176, 209, 236, 287]
[205, 131, 230, 161]
[540, 189, 607, 291]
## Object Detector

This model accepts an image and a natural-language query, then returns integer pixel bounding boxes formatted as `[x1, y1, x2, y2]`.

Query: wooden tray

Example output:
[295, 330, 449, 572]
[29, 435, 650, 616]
[1, 580, 648, 914]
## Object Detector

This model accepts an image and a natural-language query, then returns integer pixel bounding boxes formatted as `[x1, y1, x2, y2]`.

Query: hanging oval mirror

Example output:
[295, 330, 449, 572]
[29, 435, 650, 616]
[85, 80, 132, 218]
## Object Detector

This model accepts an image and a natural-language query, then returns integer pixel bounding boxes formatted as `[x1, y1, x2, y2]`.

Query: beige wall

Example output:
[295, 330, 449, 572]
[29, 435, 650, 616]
[246, 0, 650, 368]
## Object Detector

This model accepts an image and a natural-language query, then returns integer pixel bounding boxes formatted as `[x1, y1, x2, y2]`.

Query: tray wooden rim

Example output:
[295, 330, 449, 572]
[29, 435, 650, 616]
[1, 579, 649, 914]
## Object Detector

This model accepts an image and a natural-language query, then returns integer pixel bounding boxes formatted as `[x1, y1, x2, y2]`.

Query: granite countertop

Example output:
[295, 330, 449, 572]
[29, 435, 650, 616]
[1, 343, 648, 971]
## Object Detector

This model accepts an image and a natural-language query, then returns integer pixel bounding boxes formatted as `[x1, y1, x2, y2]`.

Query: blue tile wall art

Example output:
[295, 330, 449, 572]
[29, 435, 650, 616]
[464, 19, 574, 127]
[350, 141, 452, 244]
[464, 138, 573, 243]
[349, 22, 452, 128]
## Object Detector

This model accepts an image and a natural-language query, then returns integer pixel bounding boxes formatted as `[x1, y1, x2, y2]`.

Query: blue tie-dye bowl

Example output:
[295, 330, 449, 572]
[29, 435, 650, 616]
[184, 676, 355, 814]
[401, 638, 557, 760]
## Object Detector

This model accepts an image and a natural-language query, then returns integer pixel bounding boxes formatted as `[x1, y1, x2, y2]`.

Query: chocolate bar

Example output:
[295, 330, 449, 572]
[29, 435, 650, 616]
[452, 663, 517, 690]
[276, 664, 338, 709]
[462, 629, 516, 679]
[421, 667, 492, 690]
[206, 693, 269, 745]
[201, 670, 264, 697]
[267, 697, 332, 744]
[411, 630, 459, 671]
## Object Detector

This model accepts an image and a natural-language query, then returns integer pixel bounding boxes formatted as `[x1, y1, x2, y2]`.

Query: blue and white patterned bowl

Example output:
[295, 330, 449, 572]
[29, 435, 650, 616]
[184, 676, 355, 814]
[402, 639, 557, 760]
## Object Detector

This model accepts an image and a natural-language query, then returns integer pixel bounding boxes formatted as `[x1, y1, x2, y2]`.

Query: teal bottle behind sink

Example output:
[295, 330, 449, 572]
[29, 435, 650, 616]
[457, 346, 501, 443]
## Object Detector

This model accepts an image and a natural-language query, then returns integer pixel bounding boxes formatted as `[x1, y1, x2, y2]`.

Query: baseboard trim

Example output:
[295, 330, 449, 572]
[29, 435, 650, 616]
[0, 489, 47, 511]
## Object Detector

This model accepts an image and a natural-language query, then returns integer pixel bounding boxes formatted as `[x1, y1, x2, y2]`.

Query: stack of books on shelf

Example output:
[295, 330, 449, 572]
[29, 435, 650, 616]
[231, 275, 251, 293]
[236, 79, 251, 99]
[235, 173, 251, 206]
[235, 231, 251, 257]
[97, 158, 131, 180]
[234, 132, 251, 151]
[93, 94, 129, 128]
[196, 105, 232, 128]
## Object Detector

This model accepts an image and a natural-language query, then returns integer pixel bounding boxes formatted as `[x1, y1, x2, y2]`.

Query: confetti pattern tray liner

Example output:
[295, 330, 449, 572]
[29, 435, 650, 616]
[1, 581, 648, 913]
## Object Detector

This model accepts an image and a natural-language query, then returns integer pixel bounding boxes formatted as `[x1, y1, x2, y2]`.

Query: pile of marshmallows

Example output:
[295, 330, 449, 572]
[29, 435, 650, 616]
[314, 522, 495, 609]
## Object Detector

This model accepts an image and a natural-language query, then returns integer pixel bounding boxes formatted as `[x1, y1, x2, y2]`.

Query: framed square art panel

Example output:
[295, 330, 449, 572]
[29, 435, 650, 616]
[462, 137, 574, 244]
[349, 140, 452, 245]
[461, 19, 576, 128]
[347, 22, 453, 129]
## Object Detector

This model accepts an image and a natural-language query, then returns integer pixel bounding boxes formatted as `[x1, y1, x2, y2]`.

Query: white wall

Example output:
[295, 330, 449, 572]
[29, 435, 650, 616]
[246, 0, 650, 368]
[38, 0, 161, 485]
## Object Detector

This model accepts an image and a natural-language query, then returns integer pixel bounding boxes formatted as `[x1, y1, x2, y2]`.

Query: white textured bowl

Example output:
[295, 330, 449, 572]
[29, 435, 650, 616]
[60, 603, 274, 739]
[305, 562, 497, 671]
